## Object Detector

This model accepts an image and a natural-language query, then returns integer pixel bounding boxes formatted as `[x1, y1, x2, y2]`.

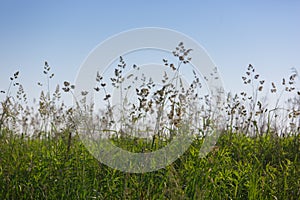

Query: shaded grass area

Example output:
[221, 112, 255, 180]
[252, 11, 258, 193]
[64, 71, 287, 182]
[1, 129, 299, 199]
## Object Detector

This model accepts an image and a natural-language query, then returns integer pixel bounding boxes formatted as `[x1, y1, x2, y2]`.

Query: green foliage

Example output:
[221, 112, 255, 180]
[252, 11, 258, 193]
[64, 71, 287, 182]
[0, 131, 299, 199]
[0, 43, 300, 199]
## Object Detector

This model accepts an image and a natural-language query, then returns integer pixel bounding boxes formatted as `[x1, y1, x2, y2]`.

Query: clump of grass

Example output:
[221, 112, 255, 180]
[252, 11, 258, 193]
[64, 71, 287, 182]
[224, 64, 300, 137]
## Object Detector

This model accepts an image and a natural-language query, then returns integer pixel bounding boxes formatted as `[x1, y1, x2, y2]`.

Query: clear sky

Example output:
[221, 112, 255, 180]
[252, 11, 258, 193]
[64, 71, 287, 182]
[0, 0, 299, 104]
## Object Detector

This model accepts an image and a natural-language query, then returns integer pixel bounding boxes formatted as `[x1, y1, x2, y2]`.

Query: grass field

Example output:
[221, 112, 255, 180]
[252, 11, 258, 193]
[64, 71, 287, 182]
[1, 44, 300, 199]
[0, 129, 299, 199]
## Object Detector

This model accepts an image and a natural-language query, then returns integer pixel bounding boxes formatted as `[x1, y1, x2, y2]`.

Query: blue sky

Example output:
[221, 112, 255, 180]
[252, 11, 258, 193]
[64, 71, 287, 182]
[0, 0, 299, 104]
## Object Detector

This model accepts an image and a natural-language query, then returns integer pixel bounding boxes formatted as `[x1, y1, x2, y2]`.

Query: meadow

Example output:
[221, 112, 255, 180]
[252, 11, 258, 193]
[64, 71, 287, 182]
[0, 43, 299, 199]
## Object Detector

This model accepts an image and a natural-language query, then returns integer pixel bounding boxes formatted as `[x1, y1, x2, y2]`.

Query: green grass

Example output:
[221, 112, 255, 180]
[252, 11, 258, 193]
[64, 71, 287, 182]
[1, 129, 299, 199]
[1, 46, 300, 199]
